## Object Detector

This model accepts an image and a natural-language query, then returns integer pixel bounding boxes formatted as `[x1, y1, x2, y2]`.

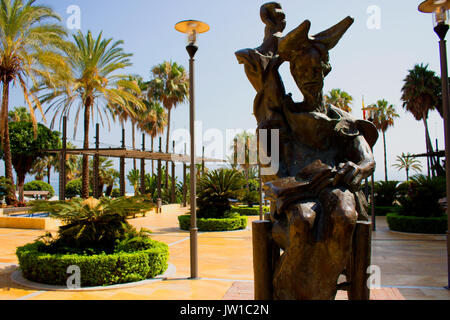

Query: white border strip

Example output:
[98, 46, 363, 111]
[11, 263, 176, 292]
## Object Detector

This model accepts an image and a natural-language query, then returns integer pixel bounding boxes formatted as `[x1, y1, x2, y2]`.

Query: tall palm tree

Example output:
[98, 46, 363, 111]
[111, 75, 150, 170]
[37, 30, 144, 198]
[148, 61, 188, 186]
[370, 99, 399, 182]
[392, 152, 422, 181]
[324, 88, 353, 112]
[0, 0, 68, 204]
[401, 63, 442, 176]
[136, 100, 167, 174]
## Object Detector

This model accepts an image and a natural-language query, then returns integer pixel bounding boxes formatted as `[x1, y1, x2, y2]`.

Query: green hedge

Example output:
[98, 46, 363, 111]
[178, 214, 247, 231]
[231, 206, 270, 216]
[16, 240, 169, 287]
[386, 213, 448, 234]
[24, 180, 55, 198]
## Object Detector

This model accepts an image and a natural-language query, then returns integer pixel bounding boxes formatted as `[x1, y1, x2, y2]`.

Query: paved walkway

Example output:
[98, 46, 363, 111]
[0, 205, 449, 300]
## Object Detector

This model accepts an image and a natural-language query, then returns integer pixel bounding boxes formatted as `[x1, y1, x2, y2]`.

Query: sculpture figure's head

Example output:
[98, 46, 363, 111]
[260, 2, 286, 35]
[279, 17, 354, 109]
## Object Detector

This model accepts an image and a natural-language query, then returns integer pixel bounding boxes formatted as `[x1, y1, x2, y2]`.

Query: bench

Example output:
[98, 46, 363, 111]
[23, 190, 50, 200]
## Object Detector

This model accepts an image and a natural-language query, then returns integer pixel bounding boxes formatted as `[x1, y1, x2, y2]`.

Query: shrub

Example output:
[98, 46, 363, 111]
[374, 181, 399, 206]
[0, 176, 13, 202]
[29, 196, 155, 253]
[398, 175, 446, 217]
[386, 213, 447, 234]
[231, 206, 270, 216]
[16, 240, 168, 286]
[65, 178, 82, 198]
[178, 213, 247, 231]
[24, 180, 55, 198]
[197, 169, 245, 219]
[111, 188, 121, 198]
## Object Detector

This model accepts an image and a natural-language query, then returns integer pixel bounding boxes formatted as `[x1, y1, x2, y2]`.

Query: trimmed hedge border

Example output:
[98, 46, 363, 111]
[231, 206, 270, 216]
[16, 240, 169, 287]
[386, 213, 448, 234]
[178, 214, 247, 231]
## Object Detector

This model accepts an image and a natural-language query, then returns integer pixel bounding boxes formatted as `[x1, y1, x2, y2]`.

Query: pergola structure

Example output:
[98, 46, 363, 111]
[47, 117, 225, 204]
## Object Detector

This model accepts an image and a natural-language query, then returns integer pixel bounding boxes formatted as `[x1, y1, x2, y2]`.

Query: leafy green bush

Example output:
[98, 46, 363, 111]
[16, 240, 168, 286]
[178, 213, 247, 231]
[374, 181, 400, 206]
[65, 178, 82, 198]
[111, 188, 121, 198]
[29, 196, 155, 253]
[386, 213, 447, 234]
[197, 169, 245, 219]
[24, 180, 55, 198]
[0, 176, 13, 202]
[398, 175, 446, 217]
[231, 206, 270, 216]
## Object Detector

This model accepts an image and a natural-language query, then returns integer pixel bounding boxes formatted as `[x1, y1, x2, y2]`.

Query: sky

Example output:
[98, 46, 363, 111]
[2, 0, 447, 191]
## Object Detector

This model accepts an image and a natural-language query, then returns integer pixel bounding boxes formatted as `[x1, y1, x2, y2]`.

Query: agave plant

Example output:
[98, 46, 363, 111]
[29, 195, 155, 253]
[197, 169, 245, 218]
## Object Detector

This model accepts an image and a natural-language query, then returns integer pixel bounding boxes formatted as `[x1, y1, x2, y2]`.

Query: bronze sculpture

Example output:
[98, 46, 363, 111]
[236, 2, 378, 300]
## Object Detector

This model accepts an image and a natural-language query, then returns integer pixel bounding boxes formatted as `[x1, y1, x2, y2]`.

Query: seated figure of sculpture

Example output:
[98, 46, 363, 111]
[236, 2, 378, 300]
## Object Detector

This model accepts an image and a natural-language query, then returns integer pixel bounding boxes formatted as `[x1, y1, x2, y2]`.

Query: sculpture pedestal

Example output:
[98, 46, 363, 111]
[252, 220, 278, 300]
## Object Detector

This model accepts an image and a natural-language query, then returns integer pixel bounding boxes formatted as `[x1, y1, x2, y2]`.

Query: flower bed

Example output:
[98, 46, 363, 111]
[16, 239, 168, 287]
[386, 213, 447, 234]
[178, 214, 247, 231]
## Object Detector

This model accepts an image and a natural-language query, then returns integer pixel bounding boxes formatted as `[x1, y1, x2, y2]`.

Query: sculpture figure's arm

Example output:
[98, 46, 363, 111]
[333, 135, 375, 192]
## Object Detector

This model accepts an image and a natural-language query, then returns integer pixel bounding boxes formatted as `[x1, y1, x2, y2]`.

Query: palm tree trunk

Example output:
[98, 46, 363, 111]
[132, 121, 136, 170]
[422, 116, 436, 177]
[406, 167, 409, 181]
[81, 102, 91, 199]
[1, 81, 17, 205]
[17, 171, 25, 203]
[47, 163, 51, 185]
[151, 137, 154, 175]
[165, 108, 172, 189]
[383, 130, 388, 182]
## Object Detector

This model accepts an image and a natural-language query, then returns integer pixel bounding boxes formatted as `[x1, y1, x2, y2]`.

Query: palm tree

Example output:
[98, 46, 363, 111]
[37, 30, 144, 198]
[392, 152, 422, 181]
[137, 100, 167, 174]
[370, 99, 399, 182]
[0, 0, 68, 204]
[148, 61, 189, 187]
[401, 63, 442, 176]
[324, 88, 353, 112]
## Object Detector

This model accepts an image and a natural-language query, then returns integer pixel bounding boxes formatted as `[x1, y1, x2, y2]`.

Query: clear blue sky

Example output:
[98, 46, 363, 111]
[3, 0, 447, 189]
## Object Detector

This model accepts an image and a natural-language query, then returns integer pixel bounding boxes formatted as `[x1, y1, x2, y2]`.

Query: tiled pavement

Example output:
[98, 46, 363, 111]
[0, 205, 449, 300]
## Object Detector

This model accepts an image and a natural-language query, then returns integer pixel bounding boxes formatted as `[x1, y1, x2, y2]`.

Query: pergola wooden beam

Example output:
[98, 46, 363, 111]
[45, 147, 225, 163]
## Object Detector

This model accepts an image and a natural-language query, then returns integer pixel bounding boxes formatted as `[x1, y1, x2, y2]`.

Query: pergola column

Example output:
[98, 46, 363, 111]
[93, 123, 100, 198]
[140, 133, 146, 195]
[58, 116, 67, 200]
[171, 140, 176, 203]
[120, 128, 125, 197]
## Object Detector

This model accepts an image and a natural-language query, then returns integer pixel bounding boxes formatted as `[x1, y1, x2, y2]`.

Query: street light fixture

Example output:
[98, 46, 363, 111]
[175, 19, 209, 279]
[419, 0, 450, 290]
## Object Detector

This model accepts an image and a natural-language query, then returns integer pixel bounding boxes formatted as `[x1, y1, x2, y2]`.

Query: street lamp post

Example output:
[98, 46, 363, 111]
[175, 19, 209, 279]
[419, 0, 450, 290]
